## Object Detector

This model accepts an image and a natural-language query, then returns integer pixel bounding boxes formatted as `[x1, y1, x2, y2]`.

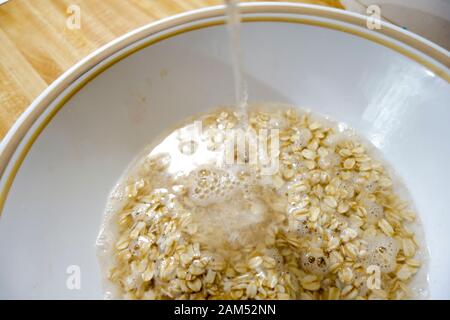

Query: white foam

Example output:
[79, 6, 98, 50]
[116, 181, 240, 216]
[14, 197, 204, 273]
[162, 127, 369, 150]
[299, 252, 329, 275]
[364, 199, 385, 223]
[187, 166, 237, 207]
[364, 235, 399, 273]
[294, 128, 312, 148]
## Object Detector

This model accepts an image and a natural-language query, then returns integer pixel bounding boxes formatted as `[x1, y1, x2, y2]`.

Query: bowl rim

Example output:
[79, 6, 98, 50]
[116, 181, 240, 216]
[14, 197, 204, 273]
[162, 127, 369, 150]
[0, 2, 449, 215]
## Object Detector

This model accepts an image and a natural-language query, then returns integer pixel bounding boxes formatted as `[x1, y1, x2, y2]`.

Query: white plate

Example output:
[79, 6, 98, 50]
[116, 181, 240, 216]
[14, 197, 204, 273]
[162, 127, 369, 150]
[0, 3, 448, 299]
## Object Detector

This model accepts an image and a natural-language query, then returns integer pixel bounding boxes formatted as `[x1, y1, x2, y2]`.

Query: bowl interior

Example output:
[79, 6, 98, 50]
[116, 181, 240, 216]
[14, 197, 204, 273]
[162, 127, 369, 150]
[0, 11, 449, 298]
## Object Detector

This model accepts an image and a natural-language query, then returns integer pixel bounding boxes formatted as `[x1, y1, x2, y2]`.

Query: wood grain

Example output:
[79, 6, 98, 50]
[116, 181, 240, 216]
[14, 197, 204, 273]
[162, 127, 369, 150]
[0, 0, 343, 139]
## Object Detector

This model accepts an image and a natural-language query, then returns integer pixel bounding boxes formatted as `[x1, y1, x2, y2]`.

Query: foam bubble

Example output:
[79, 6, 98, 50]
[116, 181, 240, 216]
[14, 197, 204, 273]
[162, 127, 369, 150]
[294, 128, 312, 148]
[299, 251, 329, 275]
[290, 218, 314, 237]
[364, 200, 384, 223]
[187, 166, 236, 207]
[319, 153, 341, 170]
[339, 180, 355, 199]
[364, 235, 398, 273]
[266, 248, 284, 269]
[364, 180, 379, 194]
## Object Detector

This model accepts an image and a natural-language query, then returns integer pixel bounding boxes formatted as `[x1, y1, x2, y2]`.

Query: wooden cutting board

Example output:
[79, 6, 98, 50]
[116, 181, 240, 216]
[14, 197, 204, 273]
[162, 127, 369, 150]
[0, 0, 343, 138]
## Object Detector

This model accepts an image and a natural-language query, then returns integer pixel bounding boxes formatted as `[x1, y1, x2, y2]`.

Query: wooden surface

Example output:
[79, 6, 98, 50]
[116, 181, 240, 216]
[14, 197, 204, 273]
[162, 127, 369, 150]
[0, 0, 343, 139]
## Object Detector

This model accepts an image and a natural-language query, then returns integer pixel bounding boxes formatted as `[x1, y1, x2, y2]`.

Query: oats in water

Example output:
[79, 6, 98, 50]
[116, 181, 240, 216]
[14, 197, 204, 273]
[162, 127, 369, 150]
[96, 104, 429, 300]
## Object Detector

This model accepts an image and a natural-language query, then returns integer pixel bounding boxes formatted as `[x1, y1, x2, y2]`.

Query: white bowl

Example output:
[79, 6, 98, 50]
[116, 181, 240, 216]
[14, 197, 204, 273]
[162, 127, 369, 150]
[0, 3, 448, 299]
